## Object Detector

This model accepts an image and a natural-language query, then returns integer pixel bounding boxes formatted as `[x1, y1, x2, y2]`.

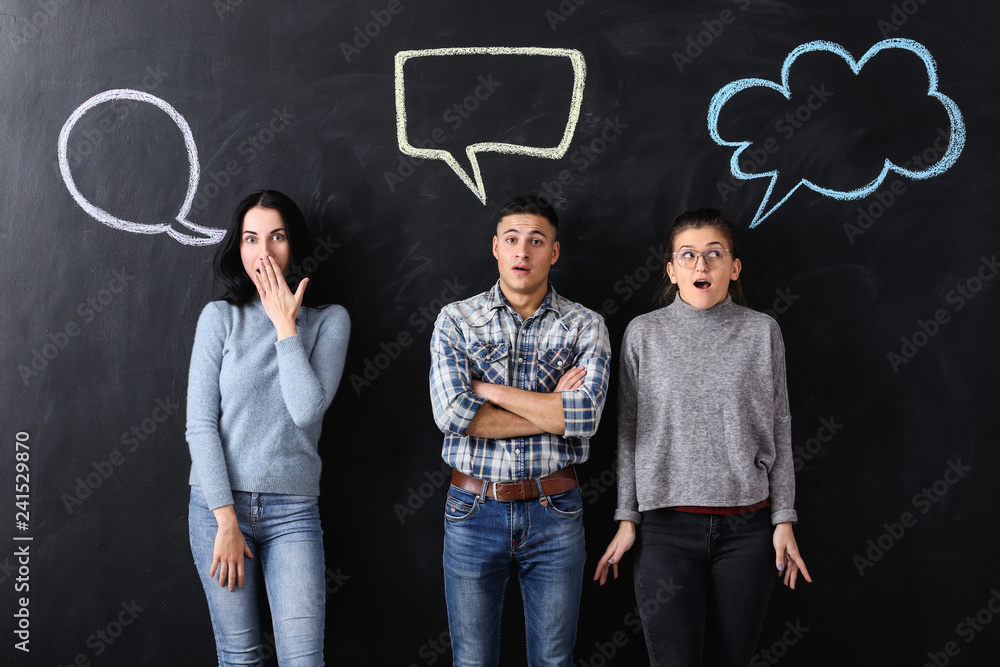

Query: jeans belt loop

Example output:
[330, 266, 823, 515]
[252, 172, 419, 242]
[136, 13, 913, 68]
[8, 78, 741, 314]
[535, 477, 548, 507]
[479, 480, 489, 502]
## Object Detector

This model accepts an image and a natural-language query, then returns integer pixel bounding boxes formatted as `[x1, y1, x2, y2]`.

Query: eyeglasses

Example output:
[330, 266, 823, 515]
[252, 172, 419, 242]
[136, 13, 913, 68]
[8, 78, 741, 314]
[670, 248, 732, 269]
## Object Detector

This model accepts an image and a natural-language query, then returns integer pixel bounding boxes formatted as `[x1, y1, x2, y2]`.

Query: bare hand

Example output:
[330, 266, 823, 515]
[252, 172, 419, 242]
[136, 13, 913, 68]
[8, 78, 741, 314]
[251, 255, 307, 339]
[209, 512, 254, 591]
[554, 365, 586, 392]
[773, 522, 812, 589]
[594, 521, 636, 585]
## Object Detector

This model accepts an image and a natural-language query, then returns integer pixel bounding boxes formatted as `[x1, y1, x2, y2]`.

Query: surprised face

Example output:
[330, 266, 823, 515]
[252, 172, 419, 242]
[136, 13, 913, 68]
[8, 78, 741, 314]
[666, 227, 741, 309]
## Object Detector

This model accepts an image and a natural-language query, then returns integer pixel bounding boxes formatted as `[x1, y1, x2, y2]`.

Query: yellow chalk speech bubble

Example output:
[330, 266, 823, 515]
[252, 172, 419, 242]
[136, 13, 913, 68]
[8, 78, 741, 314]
[394, 47, 586, 204]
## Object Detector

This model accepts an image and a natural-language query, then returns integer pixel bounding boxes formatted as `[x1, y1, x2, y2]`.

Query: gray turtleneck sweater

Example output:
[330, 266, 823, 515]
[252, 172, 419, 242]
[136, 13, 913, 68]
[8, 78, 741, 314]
[613, 295, 797, 525]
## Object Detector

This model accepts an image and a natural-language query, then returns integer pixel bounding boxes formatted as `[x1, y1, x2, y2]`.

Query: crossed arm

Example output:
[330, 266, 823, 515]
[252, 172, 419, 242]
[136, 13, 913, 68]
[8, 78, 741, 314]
[467, 366, 586, 438]
[429, 308, 611, 441]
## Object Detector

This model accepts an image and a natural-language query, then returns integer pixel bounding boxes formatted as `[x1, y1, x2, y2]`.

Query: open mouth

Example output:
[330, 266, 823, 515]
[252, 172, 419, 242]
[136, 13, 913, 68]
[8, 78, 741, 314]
[513, 265, 530, 275]
[694, 279, 712, 290]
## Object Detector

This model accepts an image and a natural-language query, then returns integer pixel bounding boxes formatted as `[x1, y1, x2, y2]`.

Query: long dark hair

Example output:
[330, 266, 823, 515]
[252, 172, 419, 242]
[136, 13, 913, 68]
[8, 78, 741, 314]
[657, 208, 746, 306]
[213, 190, 332, 308]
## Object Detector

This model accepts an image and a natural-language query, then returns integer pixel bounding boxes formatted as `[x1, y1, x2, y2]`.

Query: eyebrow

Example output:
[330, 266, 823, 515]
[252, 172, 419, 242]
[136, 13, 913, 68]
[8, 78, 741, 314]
[501, 227, 549, 238]
[677, 240, 724, 249]
[243, 227, 286, 235]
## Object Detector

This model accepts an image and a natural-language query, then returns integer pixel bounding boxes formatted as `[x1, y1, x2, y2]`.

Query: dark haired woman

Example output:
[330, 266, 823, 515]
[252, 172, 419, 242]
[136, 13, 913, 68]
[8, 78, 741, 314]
[594, 209, 810, 666]
[186, 190, 349, 665]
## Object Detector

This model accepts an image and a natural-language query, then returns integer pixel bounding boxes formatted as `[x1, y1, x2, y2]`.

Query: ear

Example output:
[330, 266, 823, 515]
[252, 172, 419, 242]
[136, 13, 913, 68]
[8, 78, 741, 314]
[492, 235, 499, 260]
[550, 240, 560, 266]
[730, 258, 742, 282]
[666, 260, 678, 285]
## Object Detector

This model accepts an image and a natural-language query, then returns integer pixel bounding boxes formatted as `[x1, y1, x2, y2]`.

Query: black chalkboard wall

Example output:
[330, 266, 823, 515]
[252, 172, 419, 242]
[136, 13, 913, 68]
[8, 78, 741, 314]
[1, 0, 998, 665]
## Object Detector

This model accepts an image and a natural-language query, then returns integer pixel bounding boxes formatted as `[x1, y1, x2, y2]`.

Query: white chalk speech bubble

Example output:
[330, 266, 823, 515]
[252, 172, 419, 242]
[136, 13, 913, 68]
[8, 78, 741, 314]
[394, 47, 587, 204]
[58, 89, 225, 246]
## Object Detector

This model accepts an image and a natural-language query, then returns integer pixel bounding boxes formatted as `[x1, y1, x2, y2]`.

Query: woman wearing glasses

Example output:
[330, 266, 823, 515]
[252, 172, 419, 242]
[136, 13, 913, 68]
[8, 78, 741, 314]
[594, 208, 810, 666]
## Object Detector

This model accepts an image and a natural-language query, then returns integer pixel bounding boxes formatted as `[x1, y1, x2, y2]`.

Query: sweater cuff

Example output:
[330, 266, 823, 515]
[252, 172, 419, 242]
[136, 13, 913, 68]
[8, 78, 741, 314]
[771, 508, 798, 525]
[614, 508, 642, 524]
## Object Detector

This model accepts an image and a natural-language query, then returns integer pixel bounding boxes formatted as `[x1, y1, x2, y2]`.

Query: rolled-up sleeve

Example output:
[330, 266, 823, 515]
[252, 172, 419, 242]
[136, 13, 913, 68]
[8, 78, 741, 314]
[429, 308, 487, 435]
[561, 315, 612, 438]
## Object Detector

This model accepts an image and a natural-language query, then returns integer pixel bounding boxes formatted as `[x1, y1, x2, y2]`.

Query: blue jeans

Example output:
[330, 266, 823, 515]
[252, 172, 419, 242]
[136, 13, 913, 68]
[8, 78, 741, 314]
[188, 486, 326, 666]
[443, 483, 586, 667]
[633, 509, 775, 667]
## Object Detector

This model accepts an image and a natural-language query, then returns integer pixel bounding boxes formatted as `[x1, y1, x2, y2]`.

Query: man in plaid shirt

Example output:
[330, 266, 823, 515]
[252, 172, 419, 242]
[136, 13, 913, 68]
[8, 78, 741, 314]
[430, 195, 611, 666]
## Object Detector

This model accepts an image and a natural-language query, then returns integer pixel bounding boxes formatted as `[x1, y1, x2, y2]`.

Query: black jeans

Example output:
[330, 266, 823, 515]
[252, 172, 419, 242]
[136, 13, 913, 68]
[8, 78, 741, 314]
[633, 508, 775, 667]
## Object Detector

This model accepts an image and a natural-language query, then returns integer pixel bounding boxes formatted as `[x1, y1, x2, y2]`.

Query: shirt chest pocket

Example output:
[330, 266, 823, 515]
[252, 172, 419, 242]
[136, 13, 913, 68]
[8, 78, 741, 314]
[537, 347, 576, 391]
[469, 341, 509, 385]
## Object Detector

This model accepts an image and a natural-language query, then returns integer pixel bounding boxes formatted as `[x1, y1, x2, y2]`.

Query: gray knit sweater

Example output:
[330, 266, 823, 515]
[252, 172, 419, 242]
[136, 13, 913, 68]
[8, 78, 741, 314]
[614, 296, 797, 525]
[186, 299, 350, 510]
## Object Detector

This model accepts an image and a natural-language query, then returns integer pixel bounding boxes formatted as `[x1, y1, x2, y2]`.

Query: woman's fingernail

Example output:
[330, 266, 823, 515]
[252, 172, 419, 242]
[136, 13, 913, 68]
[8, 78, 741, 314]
[609, 558, 615, 563]
[777, 564, 785, 571]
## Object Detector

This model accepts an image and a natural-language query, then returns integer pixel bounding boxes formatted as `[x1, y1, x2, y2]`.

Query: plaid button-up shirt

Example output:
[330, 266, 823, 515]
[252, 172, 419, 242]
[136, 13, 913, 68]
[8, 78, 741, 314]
[430, 282, 612, 482]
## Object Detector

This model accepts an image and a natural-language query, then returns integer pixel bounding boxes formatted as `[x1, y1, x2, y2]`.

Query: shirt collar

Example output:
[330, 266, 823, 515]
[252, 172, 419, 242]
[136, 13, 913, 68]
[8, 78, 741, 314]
[487, 281, 561, 319]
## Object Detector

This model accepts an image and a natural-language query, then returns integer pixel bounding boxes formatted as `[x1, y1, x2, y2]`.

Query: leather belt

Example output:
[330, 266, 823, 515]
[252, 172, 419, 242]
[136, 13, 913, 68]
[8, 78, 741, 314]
[451, 467, 579, 502]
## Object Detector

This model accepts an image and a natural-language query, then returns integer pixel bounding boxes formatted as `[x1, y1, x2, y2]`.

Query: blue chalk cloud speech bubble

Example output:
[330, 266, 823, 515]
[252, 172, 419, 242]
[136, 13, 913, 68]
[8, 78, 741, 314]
[707, 38, 965, 227]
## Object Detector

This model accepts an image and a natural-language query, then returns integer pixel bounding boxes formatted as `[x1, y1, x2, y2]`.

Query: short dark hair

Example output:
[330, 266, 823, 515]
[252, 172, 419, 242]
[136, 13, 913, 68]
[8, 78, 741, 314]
[497, 195, 559, 230]
[658, 208, 746, 306]
[213, 190, 330, 307]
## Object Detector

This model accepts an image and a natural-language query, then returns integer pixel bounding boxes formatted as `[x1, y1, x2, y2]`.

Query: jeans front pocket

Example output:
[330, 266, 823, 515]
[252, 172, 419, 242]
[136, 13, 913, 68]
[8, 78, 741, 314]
[444, 484, 480, 522]
[544, 486, 584, 518]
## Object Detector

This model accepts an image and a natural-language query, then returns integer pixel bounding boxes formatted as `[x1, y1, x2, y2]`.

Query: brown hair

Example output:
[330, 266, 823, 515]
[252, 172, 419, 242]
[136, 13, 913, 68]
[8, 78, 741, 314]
[657, 208, 746, 306]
